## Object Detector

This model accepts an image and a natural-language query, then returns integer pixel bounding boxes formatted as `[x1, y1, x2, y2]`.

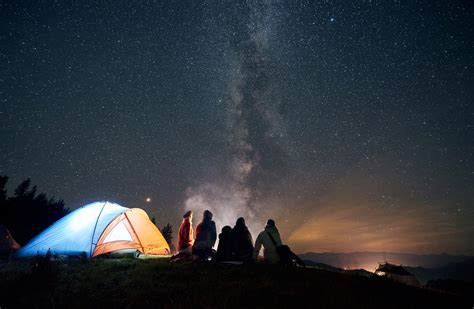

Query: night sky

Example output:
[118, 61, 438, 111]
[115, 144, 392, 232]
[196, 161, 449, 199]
[1, 1, 472, 255]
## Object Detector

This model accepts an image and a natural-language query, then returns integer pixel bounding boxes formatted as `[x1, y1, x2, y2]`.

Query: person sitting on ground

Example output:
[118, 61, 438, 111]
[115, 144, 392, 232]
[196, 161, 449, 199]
[253, 219, 282, 264]
[216, 225, 232, 262]
[192, 210, 217, 260]
[230, 217, 254, 261]
[177, 211, 194, 255]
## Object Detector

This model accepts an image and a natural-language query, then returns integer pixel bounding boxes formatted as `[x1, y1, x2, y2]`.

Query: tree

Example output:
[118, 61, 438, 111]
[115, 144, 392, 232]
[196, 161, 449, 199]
[14, 178, 34, 198]
[0, 176, 69, 245]
[161, 223, 173, 247]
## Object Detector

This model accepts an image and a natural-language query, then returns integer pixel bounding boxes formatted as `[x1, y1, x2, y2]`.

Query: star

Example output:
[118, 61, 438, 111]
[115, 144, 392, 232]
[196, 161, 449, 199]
[1, 0, 471, 256]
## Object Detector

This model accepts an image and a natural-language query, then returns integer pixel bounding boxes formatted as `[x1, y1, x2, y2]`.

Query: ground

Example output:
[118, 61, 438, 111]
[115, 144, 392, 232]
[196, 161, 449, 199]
[0, 257, 470, 308]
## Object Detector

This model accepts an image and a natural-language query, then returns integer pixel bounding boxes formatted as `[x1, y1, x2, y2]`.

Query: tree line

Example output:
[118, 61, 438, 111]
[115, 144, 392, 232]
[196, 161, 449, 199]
[0, 176, 69, 245]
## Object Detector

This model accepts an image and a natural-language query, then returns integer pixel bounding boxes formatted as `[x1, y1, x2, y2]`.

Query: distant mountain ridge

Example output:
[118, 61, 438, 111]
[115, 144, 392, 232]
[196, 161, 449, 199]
[299, 251, 474, 271]
[405, 258, 474, 284]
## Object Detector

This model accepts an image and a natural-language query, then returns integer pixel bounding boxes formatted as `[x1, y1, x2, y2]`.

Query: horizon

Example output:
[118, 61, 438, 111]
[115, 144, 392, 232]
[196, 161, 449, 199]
[2, 182, 473, 257]
[299, 250, 474, 257]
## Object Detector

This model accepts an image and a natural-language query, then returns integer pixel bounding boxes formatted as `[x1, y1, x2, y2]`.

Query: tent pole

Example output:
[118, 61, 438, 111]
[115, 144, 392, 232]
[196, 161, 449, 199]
[90, 201, 108, 257]
[124, 211, 145, 253]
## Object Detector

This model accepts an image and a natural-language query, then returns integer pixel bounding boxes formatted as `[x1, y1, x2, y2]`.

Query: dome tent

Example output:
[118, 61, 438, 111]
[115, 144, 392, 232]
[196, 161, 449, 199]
[16, 201, 170, 257]
[375, 262, 421, 287]
[16, 201, 126, 257]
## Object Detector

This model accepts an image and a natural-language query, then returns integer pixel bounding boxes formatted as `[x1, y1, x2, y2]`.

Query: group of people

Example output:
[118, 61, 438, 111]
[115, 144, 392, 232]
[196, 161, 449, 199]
[172, 209, 286, 264]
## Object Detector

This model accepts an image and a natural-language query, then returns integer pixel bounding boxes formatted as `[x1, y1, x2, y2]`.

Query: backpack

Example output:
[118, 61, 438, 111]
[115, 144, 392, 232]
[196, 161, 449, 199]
[266, 232, 306, 267]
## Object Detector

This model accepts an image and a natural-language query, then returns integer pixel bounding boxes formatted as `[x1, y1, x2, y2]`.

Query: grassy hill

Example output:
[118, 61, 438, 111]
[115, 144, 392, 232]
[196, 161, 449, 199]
[0, 257, 471, 308]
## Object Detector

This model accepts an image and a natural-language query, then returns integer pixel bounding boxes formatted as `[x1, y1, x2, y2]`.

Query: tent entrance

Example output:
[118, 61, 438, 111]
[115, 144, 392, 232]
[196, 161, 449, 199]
[103, 221, 133, 243]
[92, 208, 170, 257]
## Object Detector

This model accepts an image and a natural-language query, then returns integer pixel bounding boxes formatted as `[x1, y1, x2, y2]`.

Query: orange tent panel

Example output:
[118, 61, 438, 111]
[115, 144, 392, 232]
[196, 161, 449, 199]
[92, 208, 170, 257]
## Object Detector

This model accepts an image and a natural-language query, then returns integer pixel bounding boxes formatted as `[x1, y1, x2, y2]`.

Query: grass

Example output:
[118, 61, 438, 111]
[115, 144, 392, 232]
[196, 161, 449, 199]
[0, 257, 471, 308]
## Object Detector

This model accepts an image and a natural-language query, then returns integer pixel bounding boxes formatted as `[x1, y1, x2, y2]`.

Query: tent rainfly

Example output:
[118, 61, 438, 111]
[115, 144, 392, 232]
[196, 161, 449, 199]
[0, 224, 20, 255]
[374, 262, 421, 286]
[16, 201, 170, 258]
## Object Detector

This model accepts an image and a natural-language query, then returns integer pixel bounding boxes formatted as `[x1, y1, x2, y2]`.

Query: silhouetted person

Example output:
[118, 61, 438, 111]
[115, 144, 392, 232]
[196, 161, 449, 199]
[177, 211, 194, 255]
[253, 219, 282, 264]
[216, 225, 232, 262]
[231, 217, 254, 261]
[192, 210, 217, 260]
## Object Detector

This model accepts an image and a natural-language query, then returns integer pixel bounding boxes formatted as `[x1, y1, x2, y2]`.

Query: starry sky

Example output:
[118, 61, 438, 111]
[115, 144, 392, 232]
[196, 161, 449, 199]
[1, 1, 473, 255]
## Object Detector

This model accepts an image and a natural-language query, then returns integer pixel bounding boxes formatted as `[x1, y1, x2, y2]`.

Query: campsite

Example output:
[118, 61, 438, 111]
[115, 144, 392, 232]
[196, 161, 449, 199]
[1, 1, 473, 308]
[1, 199, 472, 308]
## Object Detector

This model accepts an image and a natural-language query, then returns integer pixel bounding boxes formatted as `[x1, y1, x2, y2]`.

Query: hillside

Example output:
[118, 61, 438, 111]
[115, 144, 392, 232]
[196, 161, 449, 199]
[0, 258, 471, 308]
[303, 259, 374, 277]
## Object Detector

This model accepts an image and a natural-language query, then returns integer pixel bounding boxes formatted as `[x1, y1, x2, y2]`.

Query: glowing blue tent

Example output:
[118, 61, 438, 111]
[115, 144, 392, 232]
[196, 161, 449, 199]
[16, 201, 128, 257]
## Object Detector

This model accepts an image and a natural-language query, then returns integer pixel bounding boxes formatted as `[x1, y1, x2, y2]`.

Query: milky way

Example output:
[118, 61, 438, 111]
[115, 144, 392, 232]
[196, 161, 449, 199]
[185, 2, 288, 235]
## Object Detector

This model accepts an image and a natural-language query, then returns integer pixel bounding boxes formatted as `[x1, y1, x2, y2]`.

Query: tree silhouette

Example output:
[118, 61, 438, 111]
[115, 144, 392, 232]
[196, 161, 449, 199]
[0, 176, 69, 245]
[151, 218, 175, 254]
[161, 223, 173, 247]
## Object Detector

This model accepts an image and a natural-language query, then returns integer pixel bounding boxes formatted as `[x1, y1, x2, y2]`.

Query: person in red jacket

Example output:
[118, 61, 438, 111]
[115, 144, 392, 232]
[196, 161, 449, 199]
[177, 210, 194, 255]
